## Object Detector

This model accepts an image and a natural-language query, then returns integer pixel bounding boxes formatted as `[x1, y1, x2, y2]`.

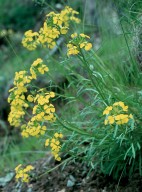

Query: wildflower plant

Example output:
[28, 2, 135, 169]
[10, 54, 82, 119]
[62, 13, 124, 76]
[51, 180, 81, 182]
[45, 132, 63, 161]
[67, 33, 92, 56]
[15, 164, 34, 183]
[103, 101, 133, 125]
[22, 6, 80, 50]
[8, 57, 63, 182]
[7, 4, 142, 184]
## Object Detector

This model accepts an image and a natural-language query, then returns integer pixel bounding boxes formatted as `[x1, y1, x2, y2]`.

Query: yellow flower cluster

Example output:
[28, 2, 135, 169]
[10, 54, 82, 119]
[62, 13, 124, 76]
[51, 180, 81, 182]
[45, 132, 63, 161]
[8, 57, 59, 162]
[21, 90, 56, 138]
[8, 71, 31, 127]
[22, 30, 39, 50]
[22, 6, 80, 50]
[8, 58, 51, 129]
[67, 33, 92, 56]
[30, 58, 49, 79]
[15, 164, 34, 183]
[103, 101, 133, 125]
[49, 6, 80, 27]
[21, 123, 47, 138]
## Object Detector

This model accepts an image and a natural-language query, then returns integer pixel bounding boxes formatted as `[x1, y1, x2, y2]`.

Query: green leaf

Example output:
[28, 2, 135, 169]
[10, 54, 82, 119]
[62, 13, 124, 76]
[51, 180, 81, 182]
[124, 146, 132, 160]
[113, 124, 118, 138]
[131, 143, 136, 158]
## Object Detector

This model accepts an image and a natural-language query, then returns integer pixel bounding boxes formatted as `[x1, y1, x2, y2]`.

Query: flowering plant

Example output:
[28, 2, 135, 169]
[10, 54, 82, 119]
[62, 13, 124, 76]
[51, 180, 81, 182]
[7, 5, 142, 184]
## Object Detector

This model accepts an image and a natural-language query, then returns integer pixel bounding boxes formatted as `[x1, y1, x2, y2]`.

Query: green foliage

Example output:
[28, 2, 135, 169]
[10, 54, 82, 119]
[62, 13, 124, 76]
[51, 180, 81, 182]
[1, 0, 142, 184]
[0, 0, 42, 31]
[56, 49, 142, 179]
[0, 136, 45, 174]
[114, 0, 142, 20]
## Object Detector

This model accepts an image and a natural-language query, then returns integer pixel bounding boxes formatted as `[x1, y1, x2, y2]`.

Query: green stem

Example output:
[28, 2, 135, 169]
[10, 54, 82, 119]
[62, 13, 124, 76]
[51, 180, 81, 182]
[56, 115, 96, 137]
[78, 51, 108, 104]
[38, 156, 72, 178]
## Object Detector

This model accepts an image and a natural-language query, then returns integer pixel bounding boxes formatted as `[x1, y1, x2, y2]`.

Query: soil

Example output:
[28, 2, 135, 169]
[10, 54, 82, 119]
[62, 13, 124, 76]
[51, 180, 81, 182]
[2, 154, 142, 192]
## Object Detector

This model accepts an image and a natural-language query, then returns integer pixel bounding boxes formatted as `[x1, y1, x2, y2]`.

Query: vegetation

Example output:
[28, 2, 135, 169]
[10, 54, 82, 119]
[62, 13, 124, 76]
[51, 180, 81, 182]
[1, 0, 142, 188]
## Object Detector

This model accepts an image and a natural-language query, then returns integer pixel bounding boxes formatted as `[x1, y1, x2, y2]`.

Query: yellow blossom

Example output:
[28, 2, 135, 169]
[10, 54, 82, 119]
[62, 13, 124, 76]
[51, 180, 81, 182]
[27, 95, 34, 102]
[103, 101, 134, 125]
[15, 164, 34, 183]
[67, 33, 92, 56]
[71, 33, 78, 38]
[80, 33, 90, 38]
[103, 106, 113, 115]
[108, 116, 115, 124]
[84, 43, 92, 51]
[45, 139, 50, 146]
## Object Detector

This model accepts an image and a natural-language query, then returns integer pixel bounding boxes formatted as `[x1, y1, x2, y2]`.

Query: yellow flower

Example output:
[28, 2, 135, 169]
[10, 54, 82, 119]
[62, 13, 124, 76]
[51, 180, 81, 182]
[80, 42, 86, 48]
[27, 95, 34, 102]
[22, 30, 39, 50]
[104, 119, 108, 125]
[50, 92, 55, 97]
[113, 101, 128, 111]
[15, 164, 34, 183]
[103, 106, 113, 115]
[59, 133, 63, 138]
[80, 33, 90, 38]
[67, 33, 92, 56]
[54, 133, 59, 138]
[32, 58, 43, 66]
[84, 43, 92, 51]
[71, 33, 78, 38]
[45, 139, 50, 146]
[103, 101, 134, 126]
[108, 116, 115, 124]
[67, 44, 79, 56]
[15, 164, 22, 172]
[56, 157, 61, 161]
[115, 114, 129, 125]
[24, 165, 34, 172]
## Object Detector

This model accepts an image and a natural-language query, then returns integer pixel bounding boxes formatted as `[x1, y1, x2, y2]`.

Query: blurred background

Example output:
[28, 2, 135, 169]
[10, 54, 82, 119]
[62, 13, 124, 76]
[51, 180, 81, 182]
[0, 0, 142, 176]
